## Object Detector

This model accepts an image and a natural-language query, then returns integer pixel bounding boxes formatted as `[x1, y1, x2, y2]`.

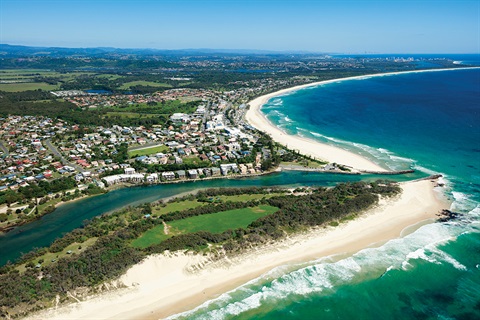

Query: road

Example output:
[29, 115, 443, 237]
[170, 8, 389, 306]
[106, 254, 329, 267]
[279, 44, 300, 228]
[0, 141, 9, 156]
[45, 139, 85, 173]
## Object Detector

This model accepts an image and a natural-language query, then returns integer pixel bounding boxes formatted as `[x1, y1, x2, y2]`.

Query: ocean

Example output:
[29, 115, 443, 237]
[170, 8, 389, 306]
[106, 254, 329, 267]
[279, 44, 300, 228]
[170, 67, 480, 319]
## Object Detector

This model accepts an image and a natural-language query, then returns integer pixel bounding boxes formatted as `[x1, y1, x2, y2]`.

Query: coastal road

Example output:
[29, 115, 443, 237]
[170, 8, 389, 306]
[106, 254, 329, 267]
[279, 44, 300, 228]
[45, 139, 85, 173]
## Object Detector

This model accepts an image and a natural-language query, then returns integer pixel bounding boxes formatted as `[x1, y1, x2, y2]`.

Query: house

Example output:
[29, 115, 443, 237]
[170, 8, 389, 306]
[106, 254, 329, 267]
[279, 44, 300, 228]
[220, 163, 239, 176]
[188, 169, 198, 179]
[239, 164, 248, 175]
[124, 167, 136, 175]
[203, 168, 212, 177]
[146, 173, 159, 183]
[175, 170, 186, 179]
[170, 113, 190, 123]
[81, 171, 91, 178]
[211, 167, 221, 176]
[162, 171, 175, 181]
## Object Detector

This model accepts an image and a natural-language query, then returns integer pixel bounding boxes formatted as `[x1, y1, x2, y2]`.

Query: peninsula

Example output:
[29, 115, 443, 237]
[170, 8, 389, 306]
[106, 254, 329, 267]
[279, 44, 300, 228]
[24, 179, 447, 320]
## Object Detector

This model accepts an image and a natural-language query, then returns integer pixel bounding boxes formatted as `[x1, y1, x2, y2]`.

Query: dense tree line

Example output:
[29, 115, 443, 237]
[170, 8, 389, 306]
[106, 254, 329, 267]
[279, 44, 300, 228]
[0, 177, 77, 205]
[162, 200, 258, 222]
[197, 186, 284, 198]
[108, 100, 200, 115]
[1, 235, 143, 317]
[0, 56, 179, 71]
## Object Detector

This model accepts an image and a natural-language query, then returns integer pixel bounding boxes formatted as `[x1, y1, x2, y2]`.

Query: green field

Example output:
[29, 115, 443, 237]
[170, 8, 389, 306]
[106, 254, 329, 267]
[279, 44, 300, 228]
[108, 99, 197, 116]
[95, 74, 123, 80]
[0, 82, 58, 92]
[132, 205, 278, 248]
[128, 145, 170, 157]
[105, 111, 161, 119]
[182, 156, 203, 165]
[152, 194, 279, 216]
[281, 160, 327, 168]
[120, 81, 172, 89]
[153, 200, 205, 215]
[0, 70, 93, 79]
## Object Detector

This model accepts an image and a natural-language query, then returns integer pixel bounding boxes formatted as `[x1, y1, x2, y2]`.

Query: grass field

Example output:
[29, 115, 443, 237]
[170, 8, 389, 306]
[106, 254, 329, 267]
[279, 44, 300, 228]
[0, 82, 58, 92]
[105, 111, 161, 119]
[281, 160, 327, 168]
[152, 194, 279, 216]
[182, 156, 203, 165]
[153, 200, 205, 215]
[0, 69, 41, 73]
[0, 70, 94, 79]
[16, 237, 98, 273]
[132, 205, 278, 248]
[128, 145, 170, 157]
[95, 74, 123, 80]
[120, 81, 172, 89]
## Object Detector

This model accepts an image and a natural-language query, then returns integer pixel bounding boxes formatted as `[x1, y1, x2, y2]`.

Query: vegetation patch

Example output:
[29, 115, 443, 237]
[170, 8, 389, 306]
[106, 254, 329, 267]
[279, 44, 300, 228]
[105, 111, 160, 119]
[16, 238, 98, 273]
[120, 81, 172, 89]
[153, 199, 205, 215]
[128, 145, 170, 158]
[132, 205, 278, 248]
[0, 82, 58, 92]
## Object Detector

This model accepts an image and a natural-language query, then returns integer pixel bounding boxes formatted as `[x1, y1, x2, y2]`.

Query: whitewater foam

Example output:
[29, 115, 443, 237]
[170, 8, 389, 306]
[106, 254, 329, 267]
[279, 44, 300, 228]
[169, 220, 471, 320]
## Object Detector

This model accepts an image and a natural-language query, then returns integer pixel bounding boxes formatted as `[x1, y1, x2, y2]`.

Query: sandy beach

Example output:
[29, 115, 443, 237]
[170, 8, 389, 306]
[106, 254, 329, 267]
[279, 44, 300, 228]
[245, 67, 479, 173]
[25, 179, 448, 320]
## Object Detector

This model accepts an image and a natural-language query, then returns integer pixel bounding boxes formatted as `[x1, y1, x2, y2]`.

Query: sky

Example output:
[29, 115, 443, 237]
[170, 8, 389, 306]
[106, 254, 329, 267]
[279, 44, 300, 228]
[1, 0, 479, 53]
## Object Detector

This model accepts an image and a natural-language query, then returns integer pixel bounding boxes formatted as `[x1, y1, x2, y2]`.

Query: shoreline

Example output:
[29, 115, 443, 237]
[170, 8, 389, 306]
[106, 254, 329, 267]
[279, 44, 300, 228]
[25, 179, 449, 320]
[245, 66, 480, 173]
[0, 192, 99, 234]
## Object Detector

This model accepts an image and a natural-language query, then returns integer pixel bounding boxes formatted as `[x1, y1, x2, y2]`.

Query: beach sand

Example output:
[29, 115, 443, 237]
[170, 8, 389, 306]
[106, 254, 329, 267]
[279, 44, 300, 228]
[25, 179, 448, 320]
[245, 67, 479, 173]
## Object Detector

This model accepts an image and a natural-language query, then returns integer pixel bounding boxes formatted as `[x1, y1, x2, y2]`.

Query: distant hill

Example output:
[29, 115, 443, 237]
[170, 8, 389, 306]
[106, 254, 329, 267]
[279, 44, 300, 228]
[0, 44, 315, 58]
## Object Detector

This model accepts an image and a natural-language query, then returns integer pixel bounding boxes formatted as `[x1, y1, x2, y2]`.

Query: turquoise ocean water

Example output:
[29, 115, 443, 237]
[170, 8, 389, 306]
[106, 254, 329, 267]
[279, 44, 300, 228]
[170, 67, 480, 319]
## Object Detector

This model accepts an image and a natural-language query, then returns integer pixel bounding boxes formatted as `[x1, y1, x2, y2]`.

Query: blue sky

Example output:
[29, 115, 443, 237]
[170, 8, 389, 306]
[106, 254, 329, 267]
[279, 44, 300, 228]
[1, 0, 479, 53]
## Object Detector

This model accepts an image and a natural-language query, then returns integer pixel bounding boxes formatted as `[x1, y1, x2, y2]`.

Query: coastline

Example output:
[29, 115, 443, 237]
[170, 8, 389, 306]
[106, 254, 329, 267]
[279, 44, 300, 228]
[245, 67, 480, 173]
[25, 179, 448, 320]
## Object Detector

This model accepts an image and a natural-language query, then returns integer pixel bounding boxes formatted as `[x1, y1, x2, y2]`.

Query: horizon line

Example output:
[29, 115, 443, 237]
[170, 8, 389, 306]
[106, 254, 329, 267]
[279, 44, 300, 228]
[1, 43, 479, 56]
